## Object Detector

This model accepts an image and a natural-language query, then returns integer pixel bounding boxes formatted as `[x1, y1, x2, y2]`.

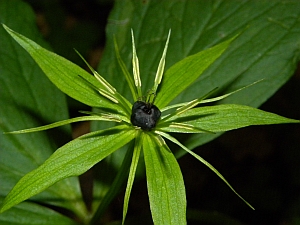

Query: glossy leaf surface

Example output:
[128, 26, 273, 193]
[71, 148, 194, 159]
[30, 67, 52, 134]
[0, 126, 135, 213]
[143, 133, 186, 225]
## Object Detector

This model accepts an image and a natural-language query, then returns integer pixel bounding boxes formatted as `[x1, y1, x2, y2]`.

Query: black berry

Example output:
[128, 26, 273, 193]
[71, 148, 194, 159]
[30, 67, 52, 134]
[131, 101, 161, 130]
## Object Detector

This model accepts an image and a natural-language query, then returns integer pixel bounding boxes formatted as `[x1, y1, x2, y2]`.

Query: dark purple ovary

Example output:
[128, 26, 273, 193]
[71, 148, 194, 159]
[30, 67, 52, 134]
[130, 101, 161, 130]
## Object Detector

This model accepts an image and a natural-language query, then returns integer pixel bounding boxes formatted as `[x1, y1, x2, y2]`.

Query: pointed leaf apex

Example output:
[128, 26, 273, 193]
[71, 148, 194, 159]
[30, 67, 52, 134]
[131, 29, 142, 97]
[152, 30, 171, 94]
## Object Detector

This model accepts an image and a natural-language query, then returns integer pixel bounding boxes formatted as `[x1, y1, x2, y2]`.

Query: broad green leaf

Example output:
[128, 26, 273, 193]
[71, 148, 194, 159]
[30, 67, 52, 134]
[0, 199, 79, 225]
[2, 24, 128, 115]
[143, 133, 186, 225]
[0, 125, 135, 213]
[155, 36, 236, 108]
[99, 0, 300, 148]
[158, 104, 299, 133]
[0, 0, 86, 219]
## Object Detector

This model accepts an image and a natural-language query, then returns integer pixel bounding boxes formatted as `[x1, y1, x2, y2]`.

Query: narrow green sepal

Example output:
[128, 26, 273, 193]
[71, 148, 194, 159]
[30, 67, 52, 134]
[114, 37, 138, 101]
[122, 130, 142, 224]
[161, 80, 263, 112]
[151, 29, 171, 94]
[74, 49, 116, 94]
[156, 131, 255, 210]
[156, 122, 215, 134]
[79, 110, 130, 123]
[4, 116, 116, 134]
[161, 87, 218, 122]
[131, 29, 142, 97]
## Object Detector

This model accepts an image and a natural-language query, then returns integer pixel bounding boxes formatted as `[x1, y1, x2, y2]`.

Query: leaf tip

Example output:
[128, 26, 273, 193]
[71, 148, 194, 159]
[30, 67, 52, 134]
[2, 23, 14, 35]
[0, 201, 10, 214]
[1, 23, 8, 29]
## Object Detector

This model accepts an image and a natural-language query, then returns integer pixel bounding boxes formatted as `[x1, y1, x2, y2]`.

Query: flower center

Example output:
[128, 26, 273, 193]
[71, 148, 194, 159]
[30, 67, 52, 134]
[130, 101, 161, 130]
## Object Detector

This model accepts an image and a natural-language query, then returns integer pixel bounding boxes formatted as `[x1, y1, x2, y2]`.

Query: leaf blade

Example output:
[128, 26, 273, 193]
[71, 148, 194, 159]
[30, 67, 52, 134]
[0, 0, 87, 218]
[155, 35, 237, 108]
[160, 104, 299, 133]
[143, 133, 186, 225]
[2, 24, 126, 114]
[0, 200, 79, 225]
[100, 0, 300, 149]
[0, 125, 135, 213]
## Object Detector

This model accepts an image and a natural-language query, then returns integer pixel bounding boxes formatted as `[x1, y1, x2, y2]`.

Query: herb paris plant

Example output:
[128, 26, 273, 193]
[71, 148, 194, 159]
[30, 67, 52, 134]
[1, 24, 299, 224]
